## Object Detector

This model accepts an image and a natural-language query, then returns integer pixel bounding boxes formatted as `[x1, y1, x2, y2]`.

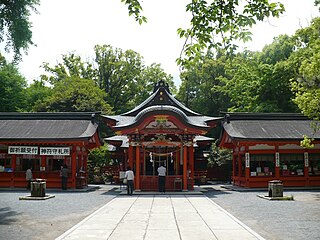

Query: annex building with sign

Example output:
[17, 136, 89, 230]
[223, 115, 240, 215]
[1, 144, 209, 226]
[0, 112, 101, 189]
[220, 113, 320, 188]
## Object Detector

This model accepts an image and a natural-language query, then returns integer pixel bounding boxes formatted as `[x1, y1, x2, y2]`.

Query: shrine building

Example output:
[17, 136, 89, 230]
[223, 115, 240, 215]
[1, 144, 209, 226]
[220, 112, 320, 188]
[1, 81, 320, 190]
[0, 112, 101, 189]
[102, 80, 220, 191]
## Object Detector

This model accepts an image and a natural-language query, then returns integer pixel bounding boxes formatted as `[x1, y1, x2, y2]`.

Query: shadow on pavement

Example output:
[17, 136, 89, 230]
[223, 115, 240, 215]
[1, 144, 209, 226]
[0, 207, 21, 225]
[203, 188, 232, 198]
[100, 187, 121, 196]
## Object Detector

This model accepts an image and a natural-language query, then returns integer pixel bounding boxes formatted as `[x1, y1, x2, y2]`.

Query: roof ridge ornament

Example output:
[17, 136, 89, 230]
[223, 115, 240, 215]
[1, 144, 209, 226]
[153, 80, 171, 94]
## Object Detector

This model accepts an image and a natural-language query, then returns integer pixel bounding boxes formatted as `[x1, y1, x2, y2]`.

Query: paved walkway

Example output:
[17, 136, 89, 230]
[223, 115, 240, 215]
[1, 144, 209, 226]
[56, 194, 264, 240]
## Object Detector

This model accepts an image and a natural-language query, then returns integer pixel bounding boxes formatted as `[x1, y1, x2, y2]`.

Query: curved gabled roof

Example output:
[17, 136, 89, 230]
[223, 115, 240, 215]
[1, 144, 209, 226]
[102, 81, 221, 132]
[114, 105, 218, 130]
[121, 82, 201, 117]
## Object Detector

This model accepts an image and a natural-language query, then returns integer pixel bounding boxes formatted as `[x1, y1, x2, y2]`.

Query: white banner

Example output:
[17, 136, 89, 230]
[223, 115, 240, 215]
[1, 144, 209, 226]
[275, 152, 280, 167]
[8, 146, 38, 155]
[40, 147, 70, 156]
[304, 152, 309, 167]
[245, 152, 250, 168]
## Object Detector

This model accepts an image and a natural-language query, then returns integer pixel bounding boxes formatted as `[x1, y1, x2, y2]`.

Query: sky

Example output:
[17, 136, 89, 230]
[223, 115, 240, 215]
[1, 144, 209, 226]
[10, 0, 320, 86]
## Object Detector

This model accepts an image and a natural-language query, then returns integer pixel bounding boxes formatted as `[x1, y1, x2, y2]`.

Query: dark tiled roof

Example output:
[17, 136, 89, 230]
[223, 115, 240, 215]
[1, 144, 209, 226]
[222, 113, 320, 140]
[106, 106, 220, 130]
[0, 112, 99, 140]
[102, 81, 222, 131]
[121, 87, 202, 117]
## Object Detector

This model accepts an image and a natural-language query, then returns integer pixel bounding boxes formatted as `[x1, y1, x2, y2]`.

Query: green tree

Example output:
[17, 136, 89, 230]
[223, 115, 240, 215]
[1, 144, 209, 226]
[23, 79, 52, 112]
[0, 54, 27, 111]
[88, 145, 112, 183]
[41, 53, 97, 84]
[0, 0, 39, 61]
[137, 63, 176, 104]
[291, 18, 320, 121]
[177, 51, 231, 116]
[94, 44, 146, 113]
[226, 48, 297, 113]
[40, 46, 175, 114]
[208, 140, 232, 167]
[33, 77, 112, 113]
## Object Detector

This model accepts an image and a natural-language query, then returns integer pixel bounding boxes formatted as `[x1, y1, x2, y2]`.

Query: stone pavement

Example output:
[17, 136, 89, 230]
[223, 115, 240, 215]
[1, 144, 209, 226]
[56, 194, 265, 240]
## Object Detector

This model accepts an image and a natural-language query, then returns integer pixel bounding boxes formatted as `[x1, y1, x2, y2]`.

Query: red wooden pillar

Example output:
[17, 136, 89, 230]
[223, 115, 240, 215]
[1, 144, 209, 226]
[183, 145, 188, 191]
[176, 146, 180, 175]
[11, 155, 16, 187]
[189, 144, 194, 189]
[71, 146, 77, 188]
[238, 152, 242, 178]
[128, 144, 134, 169]
[135, 145, 140, 190]
[232, 153, 236, 184]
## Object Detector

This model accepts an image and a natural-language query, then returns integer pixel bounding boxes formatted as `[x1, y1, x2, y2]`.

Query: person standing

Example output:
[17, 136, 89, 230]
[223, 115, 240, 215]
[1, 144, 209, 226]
[26, 167, 33, 190]
[125, 166, 134, 195]
[157, 164, 166, 193]
[61, 164, 68, 190]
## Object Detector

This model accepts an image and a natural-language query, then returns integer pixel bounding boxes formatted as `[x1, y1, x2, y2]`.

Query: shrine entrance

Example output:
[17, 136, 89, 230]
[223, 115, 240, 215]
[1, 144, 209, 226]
[144, 146, 176, 176]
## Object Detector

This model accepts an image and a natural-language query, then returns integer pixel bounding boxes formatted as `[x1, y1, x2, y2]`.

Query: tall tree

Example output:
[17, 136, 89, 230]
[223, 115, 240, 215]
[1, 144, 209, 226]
[0, 54, 27, 111]
[0, 0, 39, 61]
[177, 51, 231, 116]
[23, 79, 52, 112]
[291, 17, 320, 121]
[41, 53, 97, 84]
[137, 63, 175, 104]
[94, 44, 145, 113]
[40, 47, 174, 114]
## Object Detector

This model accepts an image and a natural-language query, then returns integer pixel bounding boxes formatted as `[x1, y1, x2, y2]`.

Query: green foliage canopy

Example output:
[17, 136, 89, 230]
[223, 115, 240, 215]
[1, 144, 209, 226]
[40, 45, 174, 114]
[33, 77, 112, 113]
[208, 140, 232, 167]
[0, 0, 39, 61]
[291, 18, 320, 122]
[0, 53, 27, 111]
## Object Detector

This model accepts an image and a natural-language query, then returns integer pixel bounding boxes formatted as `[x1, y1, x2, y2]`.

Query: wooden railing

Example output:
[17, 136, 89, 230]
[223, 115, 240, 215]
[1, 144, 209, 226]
[139, 175, 190, 191]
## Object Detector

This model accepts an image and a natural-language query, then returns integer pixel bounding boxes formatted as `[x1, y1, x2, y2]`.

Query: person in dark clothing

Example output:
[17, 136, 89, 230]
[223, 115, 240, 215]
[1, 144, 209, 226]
[61, 164, 68, 190]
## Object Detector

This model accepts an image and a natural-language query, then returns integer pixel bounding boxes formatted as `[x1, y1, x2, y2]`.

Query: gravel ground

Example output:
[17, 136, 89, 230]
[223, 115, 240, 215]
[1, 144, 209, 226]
[204, 185, 320, 240]
[1, 184, 319, 240]
[0, 185, 118, 240]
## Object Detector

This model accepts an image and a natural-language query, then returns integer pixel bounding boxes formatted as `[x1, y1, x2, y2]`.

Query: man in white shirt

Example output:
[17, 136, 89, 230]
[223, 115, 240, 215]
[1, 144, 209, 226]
[125, 166, 134, 195]
[157, 164, 166, 193]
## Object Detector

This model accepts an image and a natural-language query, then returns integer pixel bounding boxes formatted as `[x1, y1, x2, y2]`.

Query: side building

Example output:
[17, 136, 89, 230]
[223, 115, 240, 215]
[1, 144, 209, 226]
[0, 112, 101, 189]
[220, 112, 320, 188]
